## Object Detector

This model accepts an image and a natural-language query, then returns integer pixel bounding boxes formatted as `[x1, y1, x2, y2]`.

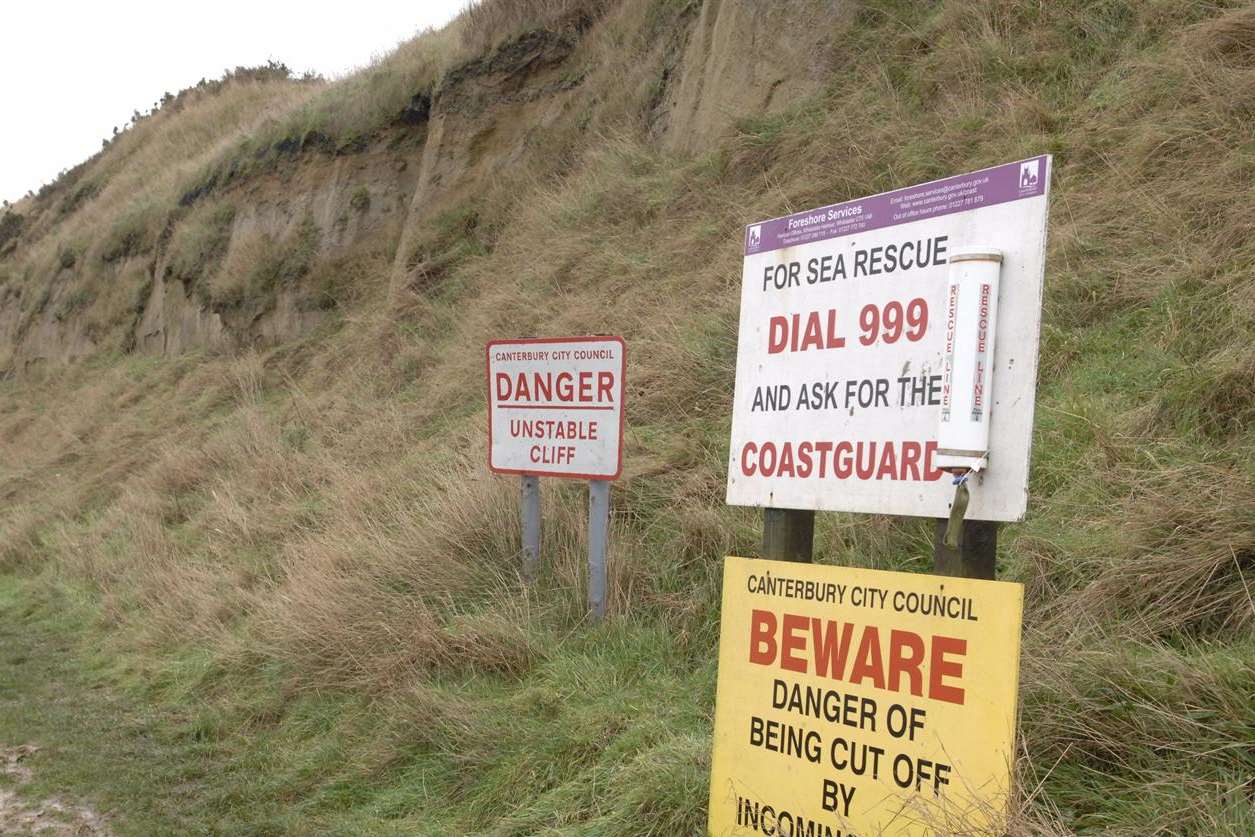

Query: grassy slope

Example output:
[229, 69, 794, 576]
[2, 0, 1254, 834]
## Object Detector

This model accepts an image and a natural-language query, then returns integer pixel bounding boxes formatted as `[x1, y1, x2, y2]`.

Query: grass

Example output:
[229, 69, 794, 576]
[460, 0, 615, 54]
[0, 578, 270, 834]
[1, 0, 1254, 833]
[167, 201, 237, 286]
[208, 213, 320, 311]
[0, 570, 712, 835]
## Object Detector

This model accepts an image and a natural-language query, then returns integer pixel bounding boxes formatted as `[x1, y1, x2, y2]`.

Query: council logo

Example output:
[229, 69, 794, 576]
[1019, 159, 1040, 190]
[747, 224, 762, 251]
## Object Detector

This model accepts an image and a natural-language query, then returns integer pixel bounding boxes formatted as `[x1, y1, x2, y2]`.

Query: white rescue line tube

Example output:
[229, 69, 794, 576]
[937, 247, 1004, 475]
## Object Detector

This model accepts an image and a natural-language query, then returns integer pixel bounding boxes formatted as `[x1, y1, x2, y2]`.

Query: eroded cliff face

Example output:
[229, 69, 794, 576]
[134, 141, 422, 357]
[391, 26, 587, 292]
[658, 0, 839, 153]
[0, 0, 838, 371]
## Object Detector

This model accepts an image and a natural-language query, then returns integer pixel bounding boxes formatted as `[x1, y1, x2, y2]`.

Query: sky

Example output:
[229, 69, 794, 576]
[0, 0, 467, 204]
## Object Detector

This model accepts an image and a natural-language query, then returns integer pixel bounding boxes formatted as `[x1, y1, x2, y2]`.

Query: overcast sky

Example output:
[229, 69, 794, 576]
[0, 1, 466, 204]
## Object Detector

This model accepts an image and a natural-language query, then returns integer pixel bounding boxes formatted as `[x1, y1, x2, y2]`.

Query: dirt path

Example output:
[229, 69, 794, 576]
[0, 744, 110, 835]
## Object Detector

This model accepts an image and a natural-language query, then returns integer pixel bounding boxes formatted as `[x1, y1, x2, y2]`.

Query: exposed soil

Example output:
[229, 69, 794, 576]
[0, 745, 110, 836]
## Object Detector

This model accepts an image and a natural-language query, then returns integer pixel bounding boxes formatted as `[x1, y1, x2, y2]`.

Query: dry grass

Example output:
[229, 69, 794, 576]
[252, 462, 535, 689]
[1184, 4, 1255, 64]
[1019, 624, 1255, 834]
[249, 23, 463, 149]
[459, 0, 616, 53]
[1066, 466, 1255, 637]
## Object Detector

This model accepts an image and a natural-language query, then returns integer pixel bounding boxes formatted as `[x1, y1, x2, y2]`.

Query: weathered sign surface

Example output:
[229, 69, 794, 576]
[708, 557, 1024, 837]
[727, 157, 1051, 521]
[487, 336, 625, 479]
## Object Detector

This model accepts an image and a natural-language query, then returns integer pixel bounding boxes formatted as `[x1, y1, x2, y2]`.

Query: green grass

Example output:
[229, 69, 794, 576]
[0, 573, 715, 835]
[0, 578, 233, 834]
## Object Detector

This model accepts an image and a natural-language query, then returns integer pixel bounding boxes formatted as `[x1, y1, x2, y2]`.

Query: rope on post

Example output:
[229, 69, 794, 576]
[943, 472, 971, 550]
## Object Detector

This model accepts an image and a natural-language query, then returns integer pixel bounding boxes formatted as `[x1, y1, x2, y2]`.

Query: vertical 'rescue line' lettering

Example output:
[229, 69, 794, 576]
[940, 281, 960, 422]
[970, 282, 991, 422]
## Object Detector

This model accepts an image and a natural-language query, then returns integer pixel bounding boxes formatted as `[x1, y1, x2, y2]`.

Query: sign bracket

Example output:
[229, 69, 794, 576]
[587, 479, 610, 621]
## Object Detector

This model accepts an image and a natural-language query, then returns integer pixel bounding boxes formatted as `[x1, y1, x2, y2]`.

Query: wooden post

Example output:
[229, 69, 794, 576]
[520, 474, 541, 582]
[587, 479, 611, 621]
[762, 507, 815, 563]
[933, 519, 998, 579]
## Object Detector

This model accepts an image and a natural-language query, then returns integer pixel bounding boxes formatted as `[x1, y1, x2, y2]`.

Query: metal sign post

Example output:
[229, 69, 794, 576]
[520, 474, 541, 582]
[587, 479, 611, 620]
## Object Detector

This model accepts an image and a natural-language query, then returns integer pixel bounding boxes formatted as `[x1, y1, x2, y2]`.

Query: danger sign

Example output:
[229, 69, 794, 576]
[487, 336, 625, 479]
[728, 157, 1051, 521]
[708, 557, 1023, 837]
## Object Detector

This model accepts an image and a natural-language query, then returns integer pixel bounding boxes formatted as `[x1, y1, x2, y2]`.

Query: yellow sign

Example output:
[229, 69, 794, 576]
[708, 557, 1023, 837]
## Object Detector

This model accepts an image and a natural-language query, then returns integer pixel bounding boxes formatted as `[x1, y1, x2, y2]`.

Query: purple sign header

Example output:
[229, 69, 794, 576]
[744, 156, 1049, 256]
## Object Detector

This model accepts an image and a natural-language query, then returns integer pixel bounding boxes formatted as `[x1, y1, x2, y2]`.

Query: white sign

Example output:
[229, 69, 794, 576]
[487, 336, 625, 479]
[727, 157, 1051, 521]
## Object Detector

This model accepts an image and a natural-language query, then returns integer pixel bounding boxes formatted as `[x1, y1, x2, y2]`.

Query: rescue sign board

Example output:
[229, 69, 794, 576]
[487, 336, 625, 479]
[728, 156, 1051, 521]
[708, 557, 1023, 837]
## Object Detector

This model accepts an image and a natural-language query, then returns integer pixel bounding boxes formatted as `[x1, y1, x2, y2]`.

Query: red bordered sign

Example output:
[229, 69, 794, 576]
[486, 336, 626, 479]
